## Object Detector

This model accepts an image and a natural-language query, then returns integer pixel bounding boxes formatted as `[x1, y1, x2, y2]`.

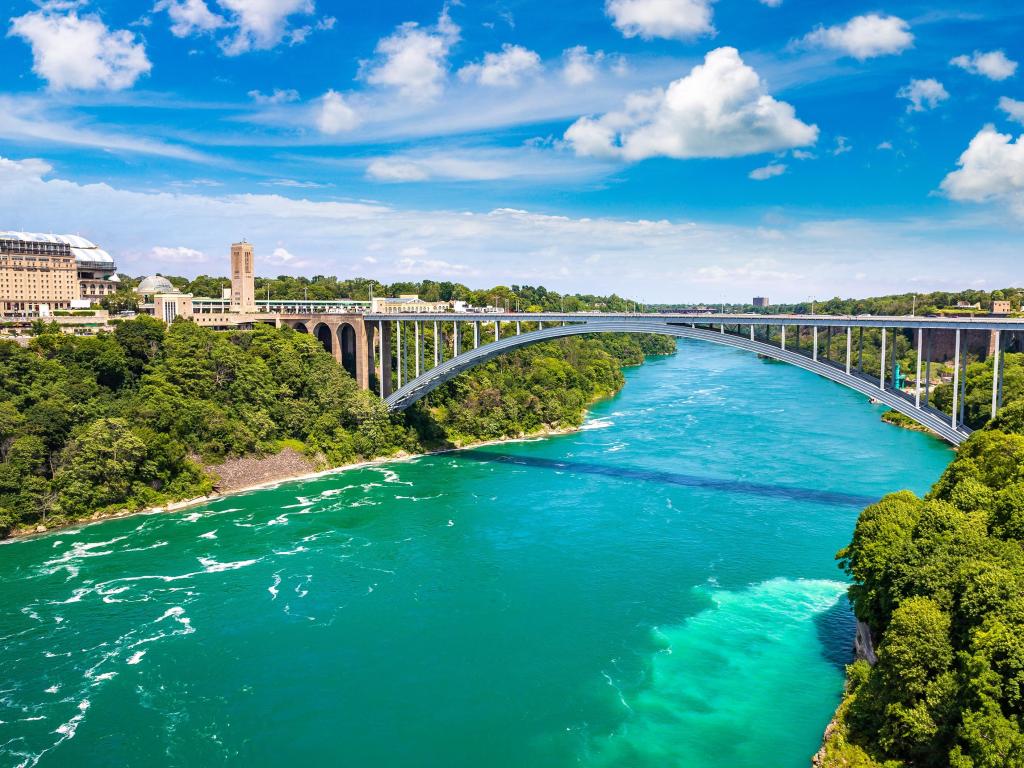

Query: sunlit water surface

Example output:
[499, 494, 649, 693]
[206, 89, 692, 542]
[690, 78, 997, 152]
[0, 341, 953, 767]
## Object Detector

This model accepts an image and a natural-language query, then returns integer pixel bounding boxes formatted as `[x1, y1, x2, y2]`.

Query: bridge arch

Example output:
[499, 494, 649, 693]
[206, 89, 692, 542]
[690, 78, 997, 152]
[338, 322, 358, 379]
[384, 320, 971, 445]
[313, 322, 333, 356]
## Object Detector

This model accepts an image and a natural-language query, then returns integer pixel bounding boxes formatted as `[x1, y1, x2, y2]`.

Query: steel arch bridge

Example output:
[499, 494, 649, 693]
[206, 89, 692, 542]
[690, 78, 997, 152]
[367, 314, 1022, 446]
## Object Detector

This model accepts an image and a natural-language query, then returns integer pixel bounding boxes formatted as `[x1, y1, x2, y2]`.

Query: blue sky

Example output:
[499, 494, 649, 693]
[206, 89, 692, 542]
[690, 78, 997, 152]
[1, 0, 1023, 302]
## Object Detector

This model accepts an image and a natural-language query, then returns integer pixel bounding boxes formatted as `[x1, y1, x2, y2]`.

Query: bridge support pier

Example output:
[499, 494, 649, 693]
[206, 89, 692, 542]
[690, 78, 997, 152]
[749, 325, 754, 341]
[474, 322, 480, 349]
[397, 322, 403, 389]
[813, 327, 818, 361]
[454, 321, 461, 356]
[517, 321, 522, 335]
[880, 329, 886, 389]
[846, 327, 852, 375]
[781, 325, 786, 351]
[434, 321, 440, 368]
[915, 328, 923, 408]
[992, 330, 1002, 419]
[924, 330, 932, 407]
[952, 329, 961, 429]
[379, 320, 392, 398]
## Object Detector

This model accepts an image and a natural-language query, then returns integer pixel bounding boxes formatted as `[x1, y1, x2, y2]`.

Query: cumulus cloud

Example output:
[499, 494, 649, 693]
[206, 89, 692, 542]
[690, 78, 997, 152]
[606, 0, 716, 40]
[458, 44, 541, 87]
[8, 6, 151, 90]
[897, 78, 949, 113]
[799, 14, 913, 60]
[560, 46, 625, 86]
[155, 0, 316, 54]
[749, 163, 786, 180]
[154, 0, 227, 37]
[0, 156, 54, 178]
[360, 7, 460, 100]
[563, 47, 818, 161]
[316, 90, 360, 134]
[248, 88, 300, 104]
[1000, 97, 1024, 125]
[217, 0, 314, 54]
[940, 126, 1024, 215]
[951, 50, 1018, 81]
[151, 245, 207, 263]
[396, 256, 475, 277]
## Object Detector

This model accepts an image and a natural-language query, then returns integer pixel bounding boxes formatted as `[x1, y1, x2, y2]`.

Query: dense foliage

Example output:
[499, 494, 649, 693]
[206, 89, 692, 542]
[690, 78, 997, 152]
[821, 399, 1024, 767]
[0, 318, 674, 537]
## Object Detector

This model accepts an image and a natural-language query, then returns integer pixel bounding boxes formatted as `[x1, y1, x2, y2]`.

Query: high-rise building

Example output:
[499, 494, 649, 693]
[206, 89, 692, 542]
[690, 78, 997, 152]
[230, 241, 257, 312]
[0, 231, 118, 316]
[752, 296, 769, 308]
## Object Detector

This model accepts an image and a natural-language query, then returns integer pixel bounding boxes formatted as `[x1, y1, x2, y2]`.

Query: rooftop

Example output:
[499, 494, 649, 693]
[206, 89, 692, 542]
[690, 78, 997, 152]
[0, 231, 115, 266]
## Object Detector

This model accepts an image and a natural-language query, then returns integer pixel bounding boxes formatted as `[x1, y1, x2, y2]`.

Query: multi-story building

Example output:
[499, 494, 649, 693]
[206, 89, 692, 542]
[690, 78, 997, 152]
[752, 296, 769, 308]
[0, 231, 118, 316]
[230, 241, 258, 313]
[992, 300, 1012, 316]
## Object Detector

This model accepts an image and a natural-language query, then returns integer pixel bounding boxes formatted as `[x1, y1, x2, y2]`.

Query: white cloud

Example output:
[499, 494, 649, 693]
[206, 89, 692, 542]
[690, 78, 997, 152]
[897, 78, 949, 113]
[2, 155, 1022, 300]
[759, 0, 781, 6]
[877, 141, 894, 150]
[563, 46, 602, 86]
[791, 149, 815, 160]
[151, 245, 207, 263]
[248, 88, 300, 104]
[154, 0, 227, 37]
[259, 178, 329, 188]
[0, 156, 54, 178]
[799, 14, 913, 60]
[316, 90, 360, 134]
[940, 126, 1024, 215]
[832, 136, 852, 155]
[217, 0, 314, 55]
[364, 147, 613, 184]
[749, 163, 786, 180]
[360, 8, 460, 100]
[606, 0, 716, 41]
[999, 97, 1024, 125]
[8, 7, 151, 90]
[0, 95, 207, 161]
[396, 255, 475, 277]
[561, 46, 624, 86]
[563, 47, 818, 161]
[951, 50, 1018, 81]
[458, 44, 541, 87]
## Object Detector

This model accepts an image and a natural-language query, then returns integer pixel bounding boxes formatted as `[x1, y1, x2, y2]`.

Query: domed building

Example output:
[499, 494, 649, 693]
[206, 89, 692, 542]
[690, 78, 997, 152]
[135, 275, 177, 299]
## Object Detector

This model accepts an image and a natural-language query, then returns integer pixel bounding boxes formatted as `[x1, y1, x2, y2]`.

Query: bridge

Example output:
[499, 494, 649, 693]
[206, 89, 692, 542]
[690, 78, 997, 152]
[276, 312, 1024, 446]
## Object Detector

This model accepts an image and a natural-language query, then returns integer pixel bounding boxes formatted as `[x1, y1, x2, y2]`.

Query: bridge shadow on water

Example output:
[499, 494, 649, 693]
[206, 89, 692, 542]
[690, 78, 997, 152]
[456, 450, 878, 508]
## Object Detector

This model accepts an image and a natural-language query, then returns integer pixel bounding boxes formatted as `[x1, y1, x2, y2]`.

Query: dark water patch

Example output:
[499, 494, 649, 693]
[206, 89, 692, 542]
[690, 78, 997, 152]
[813, 596, 858, 672]
[458, 450, 878, 508]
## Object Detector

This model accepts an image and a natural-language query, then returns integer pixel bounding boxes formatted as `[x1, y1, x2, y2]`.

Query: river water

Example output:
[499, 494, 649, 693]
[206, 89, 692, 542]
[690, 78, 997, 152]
[0, 341, 953, 768]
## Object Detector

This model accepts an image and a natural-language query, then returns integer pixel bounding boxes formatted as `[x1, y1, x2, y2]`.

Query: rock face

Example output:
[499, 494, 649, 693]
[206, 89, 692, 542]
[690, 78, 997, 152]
[854, 621, 878, 666]
[205, 448, 320, 493]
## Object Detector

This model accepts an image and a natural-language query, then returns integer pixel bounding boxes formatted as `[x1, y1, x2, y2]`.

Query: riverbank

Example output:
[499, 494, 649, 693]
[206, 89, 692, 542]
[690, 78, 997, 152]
[3, 422, 583, 542]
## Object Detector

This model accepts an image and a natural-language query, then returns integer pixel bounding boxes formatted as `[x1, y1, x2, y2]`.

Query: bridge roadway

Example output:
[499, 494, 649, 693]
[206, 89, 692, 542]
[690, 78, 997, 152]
[361, 312, 1024, 446]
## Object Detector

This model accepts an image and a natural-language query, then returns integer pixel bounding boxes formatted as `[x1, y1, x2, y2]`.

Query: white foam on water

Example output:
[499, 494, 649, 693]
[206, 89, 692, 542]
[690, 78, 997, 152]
[580, 417, 614, 431]
[44, 686, 59, 695]
[266, 514, 290, 526]
[179, 512, 203, 523]
[268, 574, 281, 600]
[295, 575, 312, 598]
[197, 557, 259, 573]
[198, 530, 217, 540]
[40, 536, 129, 577]
[273, 546, 308, 556]
[126, 651, 146, 665]
[89, 672, 116, 685]
[395, 494, 443, 502]
[606, 443, 627, 453]
[369, 468, 413, 486]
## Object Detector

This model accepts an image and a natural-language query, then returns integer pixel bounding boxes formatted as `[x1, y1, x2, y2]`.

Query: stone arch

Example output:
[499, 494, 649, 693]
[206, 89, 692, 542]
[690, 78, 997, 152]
[313, 322, 333, 355]
[338, 322, 358, 379]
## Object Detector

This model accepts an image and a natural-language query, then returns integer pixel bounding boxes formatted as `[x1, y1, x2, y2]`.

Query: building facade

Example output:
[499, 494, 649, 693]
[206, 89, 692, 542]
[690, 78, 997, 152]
[0, 231, 119, 316]
[230, 241, 257, 313]
[370, 294, 450, 313]
[752, 296, 769, 308]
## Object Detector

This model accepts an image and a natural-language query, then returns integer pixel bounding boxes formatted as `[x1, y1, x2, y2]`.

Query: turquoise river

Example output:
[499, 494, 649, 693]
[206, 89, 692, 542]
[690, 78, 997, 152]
[0, 341, 954, 767]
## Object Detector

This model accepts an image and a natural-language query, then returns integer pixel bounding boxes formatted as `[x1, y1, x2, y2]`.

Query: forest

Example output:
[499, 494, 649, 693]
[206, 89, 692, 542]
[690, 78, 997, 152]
[820, 366, 1024, 766]
[0, 316, 673, 537]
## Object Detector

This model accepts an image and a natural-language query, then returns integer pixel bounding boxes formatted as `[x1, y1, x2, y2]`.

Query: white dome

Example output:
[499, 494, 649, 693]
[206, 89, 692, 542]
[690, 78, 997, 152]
[136, 275, 176, 294]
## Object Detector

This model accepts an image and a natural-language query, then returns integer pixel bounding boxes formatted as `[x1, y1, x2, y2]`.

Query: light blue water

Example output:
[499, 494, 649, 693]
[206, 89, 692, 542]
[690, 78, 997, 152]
[0, 341, 952, 767]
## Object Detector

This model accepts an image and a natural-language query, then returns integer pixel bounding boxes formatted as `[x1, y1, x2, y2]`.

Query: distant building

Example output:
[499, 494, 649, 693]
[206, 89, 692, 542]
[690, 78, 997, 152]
[0, 231, 118, 316]
[230, 241, 257, 313]
[370, 294, 449, 313]
[752, 296, 769, 308]
[956, 301, 982, 310]
[992, 300, 1012, 315]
